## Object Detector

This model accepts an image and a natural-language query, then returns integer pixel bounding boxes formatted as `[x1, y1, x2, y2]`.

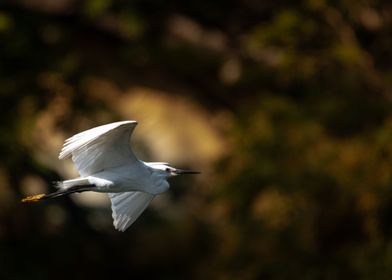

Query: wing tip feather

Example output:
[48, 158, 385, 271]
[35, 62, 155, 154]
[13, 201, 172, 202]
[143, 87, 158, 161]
[109, 192, 154, 232]
[57, 120, 139, 169]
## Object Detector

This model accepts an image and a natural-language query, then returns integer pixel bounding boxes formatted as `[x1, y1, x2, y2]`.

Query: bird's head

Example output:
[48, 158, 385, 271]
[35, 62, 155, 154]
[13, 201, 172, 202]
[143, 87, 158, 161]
[146, 162, 200, 178]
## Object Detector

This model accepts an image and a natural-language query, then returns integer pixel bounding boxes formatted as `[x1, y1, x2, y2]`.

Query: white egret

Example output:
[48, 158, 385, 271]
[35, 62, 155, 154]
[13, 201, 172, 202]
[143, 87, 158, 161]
[22, 121, 199, 231]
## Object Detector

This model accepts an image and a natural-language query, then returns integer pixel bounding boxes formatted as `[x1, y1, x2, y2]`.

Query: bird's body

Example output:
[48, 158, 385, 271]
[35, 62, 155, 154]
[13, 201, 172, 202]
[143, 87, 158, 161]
[22, 121, 199, 231]
[68, 162, 170, 194]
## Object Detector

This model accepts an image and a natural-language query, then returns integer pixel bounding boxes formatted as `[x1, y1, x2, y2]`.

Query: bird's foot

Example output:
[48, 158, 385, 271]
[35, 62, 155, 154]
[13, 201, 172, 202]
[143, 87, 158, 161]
[21, 194, 46, 203]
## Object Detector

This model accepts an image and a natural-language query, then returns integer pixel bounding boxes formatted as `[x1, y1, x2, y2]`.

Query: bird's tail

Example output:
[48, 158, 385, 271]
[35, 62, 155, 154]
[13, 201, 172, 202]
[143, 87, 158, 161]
[21, 181, 96, 203]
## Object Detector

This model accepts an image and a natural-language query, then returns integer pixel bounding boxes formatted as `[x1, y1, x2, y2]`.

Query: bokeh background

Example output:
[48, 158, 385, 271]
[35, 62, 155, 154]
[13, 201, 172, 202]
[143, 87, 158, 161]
[1, 0, 392, 279]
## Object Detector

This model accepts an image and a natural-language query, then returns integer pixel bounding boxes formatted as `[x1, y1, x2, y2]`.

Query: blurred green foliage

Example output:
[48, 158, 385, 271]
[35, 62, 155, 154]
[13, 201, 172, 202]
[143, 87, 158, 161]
[0, 0, 392, 279]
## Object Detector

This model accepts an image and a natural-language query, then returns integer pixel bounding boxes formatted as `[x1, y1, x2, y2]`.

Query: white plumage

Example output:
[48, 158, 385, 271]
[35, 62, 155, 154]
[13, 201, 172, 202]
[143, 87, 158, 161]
[23, 120, 199, 231]
[108, 192, 154, 232]
[59, 121, 138, 177]
[61, 121, 151, 231]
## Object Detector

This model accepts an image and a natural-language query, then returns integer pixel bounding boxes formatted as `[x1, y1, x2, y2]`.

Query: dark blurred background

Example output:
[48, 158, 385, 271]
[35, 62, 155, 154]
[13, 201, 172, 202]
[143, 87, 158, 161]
[1, 0, 392, 279]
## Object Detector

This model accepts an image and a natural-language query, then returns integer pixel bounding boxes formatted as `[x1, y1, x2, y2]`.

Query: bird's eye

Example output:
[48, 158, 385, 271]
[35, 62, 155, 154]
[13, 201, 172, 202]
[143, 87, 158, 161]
[165, 168, 171, 172]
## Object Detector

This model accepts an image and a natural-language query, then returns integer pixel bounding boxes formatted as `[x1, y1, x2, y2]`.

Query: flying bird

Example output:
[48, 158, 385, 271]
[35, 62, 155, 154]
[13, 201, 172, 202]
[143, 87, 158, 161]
[22, 121, 199, 231]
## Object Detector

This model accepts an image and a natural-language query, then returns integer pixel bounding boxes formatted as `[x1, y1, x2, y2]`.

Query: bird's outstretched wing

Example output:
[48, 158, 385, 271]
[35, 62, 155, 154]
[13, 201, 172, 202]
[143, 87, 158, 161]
[108, 191, 154, 231]
[59, 121, 138, 176]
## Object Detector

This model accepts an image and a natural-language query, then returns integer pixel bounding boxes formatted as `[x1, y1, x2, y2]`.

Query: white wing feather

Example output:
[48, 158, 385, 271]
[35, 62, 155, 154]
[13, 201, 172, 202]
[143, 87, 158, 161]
[59, 121, 138, 176]
[108, 191, 154, 231]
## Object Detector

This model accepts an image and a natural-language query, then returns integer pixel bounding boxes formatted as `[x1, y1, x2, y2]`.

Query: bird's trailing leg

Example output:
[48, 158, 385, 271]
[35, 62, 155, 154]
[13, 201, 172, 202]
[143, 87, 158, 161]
[21, 184, 96, 203]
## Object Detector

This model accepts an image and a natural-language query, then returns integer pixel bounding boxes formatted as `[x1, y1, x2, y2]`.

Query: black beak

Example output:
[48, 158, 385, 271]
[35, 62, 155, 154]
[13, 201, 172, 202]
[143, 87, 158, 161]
[174, 169, 201, 175]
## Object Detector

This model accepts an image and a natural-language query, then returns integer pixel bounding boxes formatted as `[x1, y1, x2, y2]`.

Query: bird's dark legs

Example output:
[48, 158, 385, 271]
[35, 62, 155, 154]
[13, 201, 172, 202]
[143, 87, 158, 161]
[21, 184, 96, 203]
